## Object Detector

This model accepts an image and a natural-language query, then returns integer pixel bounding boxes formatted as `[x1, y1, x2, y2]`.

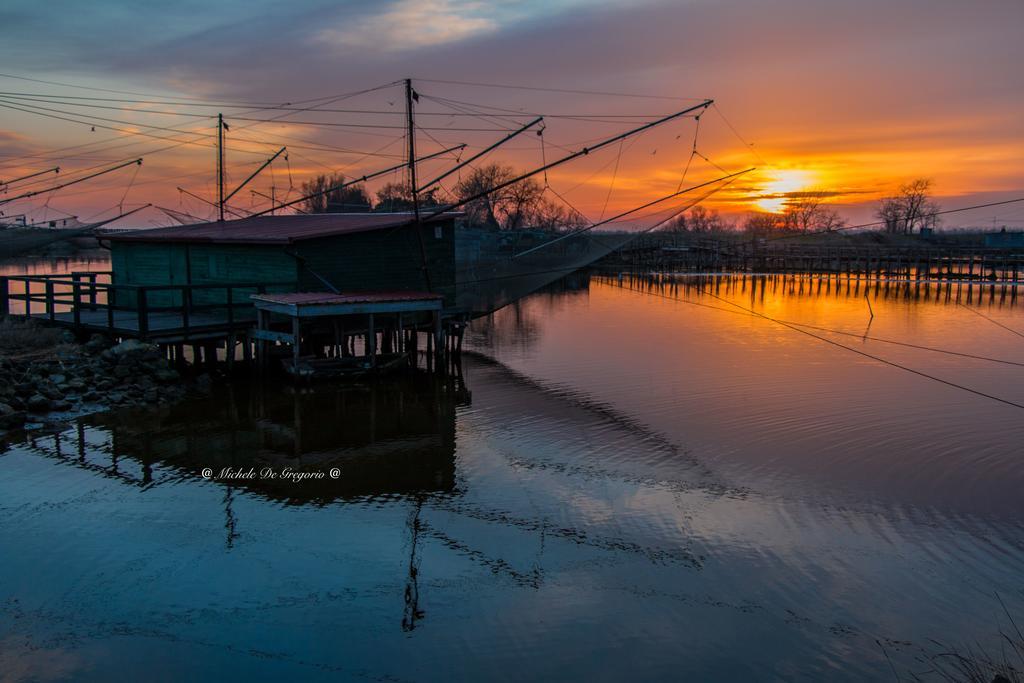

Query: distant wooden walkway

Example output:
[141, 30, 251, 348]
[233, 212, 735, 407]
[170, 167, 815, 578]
[606, 237, 1024, 283]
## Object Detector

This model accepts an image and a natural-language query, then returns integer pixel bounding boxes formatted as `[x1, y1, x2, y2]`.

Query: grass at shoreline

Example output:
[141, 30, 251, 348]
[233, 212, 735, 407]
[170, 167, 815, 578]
[0, 317, 68, 359]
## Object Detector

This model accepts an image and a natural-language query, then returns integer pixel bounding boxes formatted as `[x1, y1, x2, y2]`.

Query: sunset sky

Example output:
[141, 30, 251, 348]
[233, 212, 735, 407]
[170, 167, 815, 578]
[1, 0, 1022, 229]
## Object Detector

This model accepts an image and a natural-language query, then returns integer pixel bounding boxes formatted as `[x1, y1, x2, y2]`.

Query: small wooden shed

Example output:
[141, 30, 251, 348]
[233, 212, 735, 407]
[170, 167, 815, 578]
[106, 213, 458, 308]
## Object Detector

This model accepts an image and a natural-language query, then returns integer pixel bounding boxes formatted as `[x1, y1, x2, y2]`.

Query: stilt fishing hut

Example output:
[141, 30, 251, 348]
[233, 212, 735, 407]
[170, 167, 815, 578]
[107, 212, 458, 306]
[3, 81, 733, 375]
[102, 212, 459, 372]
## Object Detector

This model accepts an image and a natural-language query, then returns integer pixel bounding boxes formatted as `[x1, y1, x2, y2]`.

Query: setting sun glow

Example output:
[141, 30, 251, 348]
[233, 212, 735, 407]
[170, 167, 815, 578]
[755, 169, 817, 213]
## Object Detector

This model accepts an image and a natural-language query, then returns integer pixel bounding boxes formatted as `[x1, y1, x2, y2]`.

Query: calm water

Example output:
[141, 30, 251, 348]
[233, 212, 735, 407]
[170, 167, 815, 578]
[2, 258, 1024, 681]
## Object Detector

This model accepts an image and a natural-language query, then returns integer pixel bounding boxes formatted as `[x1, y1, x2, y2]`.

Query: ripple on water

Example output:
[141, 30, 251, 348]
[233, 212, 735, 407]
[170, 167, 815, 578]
[1, 271, 1024, 680]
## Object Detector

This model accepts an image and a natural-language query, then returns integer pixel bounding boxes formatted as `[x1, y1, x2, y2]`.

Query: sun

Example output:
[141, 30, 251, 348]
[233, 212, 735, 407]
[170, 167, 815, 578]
[754, 169, 817, 213]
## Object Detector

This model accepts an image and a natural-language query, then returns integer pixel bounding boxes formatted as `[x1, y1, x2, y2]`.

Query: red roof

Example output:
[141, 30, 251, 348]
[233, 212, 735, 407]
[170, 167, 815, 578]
[253, 291, 443, 306]
[108, 212, 458, 245]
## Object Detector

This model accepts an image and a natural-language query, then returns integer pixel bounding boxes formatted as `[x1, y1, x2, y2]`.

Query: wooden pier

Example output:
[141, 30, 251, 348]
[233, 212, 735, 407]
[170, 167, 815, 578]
[0, 271, 290, 341]
[605, 236, 1024, 284]
[0, 271, 464, 374]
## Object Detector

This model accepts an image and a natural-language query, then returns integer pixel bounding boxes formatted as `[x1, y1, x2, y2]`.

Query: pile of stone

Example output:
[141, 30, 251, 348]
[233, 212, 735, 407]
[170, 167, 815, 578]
[0, 332, 208, 434]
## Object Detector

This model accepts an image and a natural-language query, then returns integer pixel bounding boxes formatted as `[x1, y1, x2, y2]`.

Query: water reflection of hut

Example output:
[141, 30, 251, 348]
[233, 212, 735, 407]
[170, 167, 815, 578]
[73, 373, 467, 504]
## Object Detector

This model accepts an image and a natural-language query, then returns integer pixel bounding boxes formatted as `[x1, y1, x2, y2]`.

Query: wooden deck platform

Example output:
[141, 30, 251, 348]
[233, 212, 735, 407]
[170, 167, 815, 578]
[1, 272, 292, 344]
[252, 291, 446, 376]
[251, 291, 443, 318]
[33, 308, 254, 342]
[2, 273, 463, 376]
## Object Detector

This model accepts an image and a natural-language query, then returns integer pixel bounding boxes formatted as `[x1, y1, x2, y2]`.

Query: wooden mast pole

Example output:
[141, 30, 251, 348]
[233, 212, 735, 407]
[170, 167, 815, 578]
[406, 78, 433, 292]
[217, 113, 225, 222]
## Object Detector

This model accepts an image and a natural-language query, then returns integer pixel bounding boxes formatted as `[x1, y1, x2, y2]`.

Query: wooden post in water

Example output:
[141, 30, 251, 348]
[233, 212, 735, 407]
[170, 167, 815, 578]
[433, 311, 444, 368]
[88, 273, 98, 309]
[225, 332, 236, 372]
[291, 317, 301, 370]
[205, 342, 218, 370]
[255, 310, 267, 374]
[45, 280, 55, 321]
[367, 313, 376, 367]
[72, 276, 82, 331]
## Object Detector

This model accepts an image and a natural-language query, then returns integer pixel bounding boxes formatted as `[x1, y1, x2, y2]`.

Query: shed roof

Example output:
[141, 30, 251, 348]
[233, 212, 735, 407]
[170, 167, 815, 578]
[108, 212, 459, 245]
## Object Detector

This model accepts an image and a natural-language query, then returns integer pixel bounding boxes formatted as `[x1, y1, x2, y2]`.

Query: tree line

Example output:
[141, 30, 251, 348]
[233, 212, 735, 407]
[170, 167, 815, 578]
[299, 164, 940, 237]
[662, 177, 939, 237]
[299, 163, 585, 231]
[662, 192, 846, 237]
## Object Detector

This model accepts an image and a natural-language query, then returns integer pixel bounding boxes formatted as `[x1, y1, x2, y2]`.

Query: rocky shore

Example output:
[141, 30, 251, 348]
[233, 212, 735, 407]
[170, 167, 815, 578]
[0, 318, 211, 436]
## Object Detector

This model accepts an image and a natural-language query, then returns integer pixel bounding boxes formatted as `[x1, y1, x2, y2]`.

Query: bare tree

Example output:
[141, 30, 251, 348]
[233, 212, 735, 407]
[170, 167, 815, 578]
[663, 205, 729, 233]
[529, 201, 587, 232]
[662, 214, 688, 233]
[689, 205, 729, 232]
[375, 181, 413, 212]
[454, 163, 577, 231]
[300, 174, 371, 213]
[876, 178, 940, 234]
[742, 212, 780, 237]
[780, 191, 846, 233]
[876, 197, 901, 234]
[453, 164, 516, 229]
[501, 174, 546, 231]
[374, 182, 441, 212]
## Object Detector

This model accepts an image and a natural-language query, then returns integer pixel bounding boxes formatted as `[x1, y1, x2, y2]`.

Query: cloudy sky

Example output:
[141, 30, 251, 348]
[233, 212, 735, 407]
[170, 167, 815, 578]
[1, 0, 1022, 227]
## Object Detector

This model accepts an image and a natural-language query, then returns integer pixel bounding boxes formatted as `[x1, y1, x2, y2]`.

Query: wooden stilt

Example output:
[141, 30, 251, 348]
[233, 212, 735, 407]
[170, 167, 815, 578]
[242, 334, 253, 367]
[367, 313, 376, 367]
[256, 310, 267, 374]
[225, 332, 236, 372]
[433, 311, 443, 366]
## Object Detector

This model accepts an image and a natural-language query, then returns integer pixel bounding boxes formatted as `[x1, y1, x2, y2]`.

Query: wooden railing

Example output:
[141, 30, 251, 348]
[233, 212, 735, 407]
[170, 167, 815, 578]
[0, 272, 296, 340]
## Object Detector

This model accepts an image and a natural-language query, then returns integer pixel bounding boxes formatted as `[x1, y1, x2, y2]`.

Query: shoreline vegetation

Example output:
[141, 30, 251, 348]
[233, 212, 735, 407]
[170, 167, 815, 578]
[909, 598, 1024, 683]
